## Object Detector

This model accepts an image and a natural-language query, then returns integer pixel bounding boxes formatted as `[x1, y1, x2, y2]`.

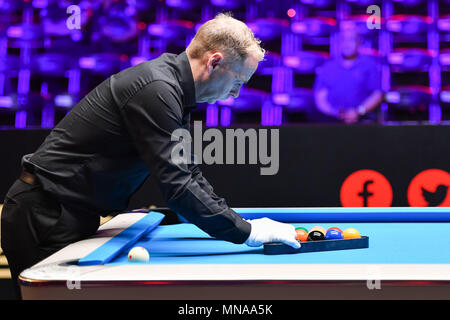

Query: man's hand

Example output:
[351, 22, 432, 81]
[245, 218, 301, 249]
[338, 108, 359, 124]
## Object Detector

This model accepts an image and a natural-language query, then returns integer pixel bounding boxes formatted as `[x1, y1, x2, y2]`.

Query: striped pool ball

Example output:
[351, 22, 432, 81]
[310, 226, 326, 234]
[295, 227, 309, 234]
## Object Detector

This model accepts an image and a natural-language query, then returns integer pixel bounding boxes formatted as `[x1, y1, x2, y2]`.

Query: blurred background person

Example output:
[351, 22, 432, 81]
[314, 22, 384, 124]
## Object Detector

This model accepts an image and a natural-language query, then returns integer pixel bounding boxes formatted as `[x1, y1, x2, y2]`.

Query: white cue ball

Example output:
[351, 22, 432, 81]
[128, 247, 150, 262]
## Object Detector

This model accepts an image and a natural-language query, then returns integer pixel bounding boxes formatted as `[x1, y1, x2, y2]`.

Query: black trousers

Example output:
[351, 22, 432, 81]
[1, 179, 100, 299]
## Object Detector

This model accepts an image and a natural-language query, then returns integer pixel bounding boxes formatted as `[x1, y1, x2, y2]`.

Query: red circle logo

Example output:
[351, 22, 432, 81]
[340, 170, 393, 207]
[407, 169, 450, 207]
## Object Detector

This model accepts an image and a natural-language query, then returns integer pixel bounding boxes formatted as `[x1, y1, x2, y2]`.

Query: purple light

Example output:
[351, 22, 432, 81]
[67, 69, 80, 95]
[291, 22, 306, 34]
[206, 104, 218, 127]
[32, 0, 48, 8]
[283, 56, 300, 68]
[0, 96, 13, 108]
[70, 30, 83, 42]
[385, 91, 401, 103]
[438, 19, 450, 31]
[79, 57, 96, 69]
[220, 107, 231, 127]
[45, 24, 64, 35]
[0, 74, 5, 95]
[218, 96, 234, 106]
[41, 105, 54, 128]
[124, 5, 136, 16]
[272, 67, 293, 93]
[211, 0, 227, 5]
[15, 110, 27, 128]
[54, 95, 73, 108]
[388, 53, 404, 64]
[6, 26, 23, 38]
[429, 104, 441, 124]
[166, 0, 183, 7]
[18, 69, 30, 94]
[441, 91, 450, 103]
[40, 82, 48, 97]
[440, 53, 450, 66]
[148, 24, 165, 36]
[272, 93, 290, 105]
[261, 102, 282, 126]
[386, 21, 402, 32]
[275, 107, 282, 125]
[131, 56, 147, 66]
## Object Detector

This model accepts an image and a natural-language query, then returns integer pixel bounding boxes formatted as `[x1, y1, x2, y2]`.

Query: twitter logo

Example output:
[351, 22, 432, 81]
[408, 169, 450, 207]
[422, 185, 448, 207]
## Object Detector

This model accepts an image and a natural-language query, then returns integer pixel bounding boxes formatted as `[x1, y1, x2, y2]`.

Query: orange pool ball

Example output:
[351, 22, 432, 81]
[343, 228, 361, 239]
[295, 229, 308, 242]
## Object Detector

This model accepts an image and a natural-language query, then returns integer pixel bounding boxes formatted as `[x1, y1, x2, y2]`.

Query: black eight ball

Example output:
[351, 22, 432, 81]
[307, 230, 325, 241]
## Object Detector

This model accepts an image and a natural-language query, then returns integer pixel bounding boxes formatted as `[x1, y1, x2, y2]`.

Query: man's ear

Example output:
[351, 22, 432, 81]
[208, 53, 224, 73]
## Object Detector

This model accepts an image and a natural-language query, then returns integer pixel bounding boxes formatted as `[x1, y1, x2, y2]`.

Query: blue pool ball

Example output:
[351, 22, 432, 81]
[325, 229, 343, 240]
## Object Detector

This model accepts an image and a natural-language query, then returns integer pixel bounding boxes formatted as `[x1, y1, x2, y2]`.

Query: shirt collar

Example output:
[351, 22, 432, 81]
[176, 51, 197, 108]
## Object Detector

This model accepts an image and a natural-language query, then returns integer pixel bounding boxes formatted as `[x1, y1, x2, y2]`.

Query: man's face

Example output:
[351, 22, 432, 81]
[201, 52, 259, 104]
[340, 31, 359, 59]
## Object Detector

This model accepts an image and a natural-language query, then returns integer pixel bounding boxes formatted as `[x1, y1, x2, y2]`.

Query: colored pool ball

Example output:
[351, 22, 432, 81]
[307, 230, 325, 241]
[128, 246, 150, 262]
[343, 228, 361, 239]
[295, 227, 308, 234]
[295, 229, 308, 242]
[325, 229, 343, 240]
[327, 227, 343, 234]
[310, 226, 326, 234]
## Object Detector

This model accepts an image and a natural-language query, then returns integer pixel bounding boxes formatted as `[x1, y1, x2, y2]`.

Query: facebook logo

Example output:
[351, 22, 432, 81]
[358, 180, 374, 207]
[341, 170, 393, 207]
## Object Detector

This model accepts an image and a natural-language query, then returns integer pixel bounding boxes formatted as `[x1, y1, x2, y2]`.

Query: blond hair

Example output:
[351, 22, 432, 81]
[187, 12, 265, 64]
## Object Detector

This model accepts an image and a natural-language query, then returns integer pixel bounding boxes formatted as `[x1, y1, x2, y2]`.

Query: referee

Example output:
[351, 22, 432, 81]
[1, 13, 299, 299]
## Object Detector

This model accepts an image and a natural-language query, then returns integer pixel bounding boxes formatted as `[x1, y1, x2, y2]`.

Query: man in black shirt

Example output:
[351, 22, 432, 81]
[1, 13, 299, 299]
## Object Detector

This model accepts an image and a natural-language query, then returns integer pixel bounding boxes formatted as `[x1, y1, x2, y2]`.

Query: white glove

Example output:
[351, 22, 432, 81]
[245, 218, 301, 249]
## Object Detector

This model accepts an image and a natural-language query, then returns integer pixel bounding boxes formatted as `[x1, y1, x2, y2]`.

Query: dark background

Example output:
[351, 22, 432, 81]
[2, 124, 449, 209]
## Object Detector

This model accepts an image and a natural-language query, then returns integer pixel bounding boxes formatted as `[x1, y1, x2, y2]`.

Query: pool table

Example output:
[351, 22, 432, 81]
[19, 207, 450, 300]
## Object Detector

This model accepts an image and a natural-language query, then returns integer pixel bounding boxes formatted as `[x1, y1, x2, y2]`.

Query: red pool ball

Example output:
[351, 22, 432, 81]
[327, 227, 343, 234]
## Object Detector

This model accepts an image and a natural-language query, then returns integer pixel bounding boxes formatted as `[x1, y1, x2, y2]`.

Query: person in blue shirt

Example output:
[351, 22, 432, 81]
[314, 24, 384, 123]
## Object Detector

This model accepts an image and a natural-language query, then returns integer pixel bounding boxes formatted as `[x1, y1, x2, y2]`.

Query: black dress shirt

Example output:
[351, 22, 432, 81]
[22, 51, 251, 244]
